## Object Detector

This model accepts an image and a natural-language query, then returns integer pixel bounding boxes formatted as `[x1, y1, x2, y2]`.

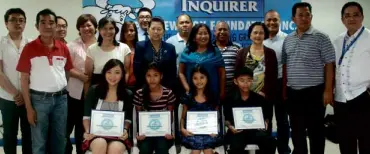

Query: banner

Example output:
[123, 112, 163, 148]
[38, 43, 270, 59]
[83, 0, 300, 47]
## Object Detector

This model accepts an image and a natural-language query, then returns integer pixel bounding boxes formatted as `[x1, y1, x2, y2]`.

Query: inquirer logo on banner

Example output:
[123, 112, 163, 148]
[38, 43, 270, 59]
[181, 0, 264, 17]
[83, 0, 300, 47]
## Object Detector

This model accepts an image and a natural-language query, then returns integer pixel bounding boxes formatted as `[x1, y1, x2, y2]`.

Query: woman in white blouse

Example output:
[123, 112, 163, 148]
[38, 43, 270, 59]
[85, 17, 131, 96]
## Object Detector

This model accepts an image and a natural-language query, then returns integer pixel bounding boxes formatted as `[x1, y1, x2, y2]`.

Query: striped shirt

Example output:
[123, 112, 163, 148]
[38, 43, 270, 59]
[133, 86, 176, 111]
[282, 26, 335, 90]
[214, 42, 240, 93]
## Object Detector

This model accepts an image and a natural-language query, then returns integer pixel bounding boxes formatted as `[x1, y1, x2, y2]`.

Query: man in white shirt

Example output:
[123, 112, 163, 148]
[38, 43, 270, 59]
[263, 10, 290, 154]
[0, 8, 32, 154]
[333, 2, 370, 154]
[137, 7, 152, 41]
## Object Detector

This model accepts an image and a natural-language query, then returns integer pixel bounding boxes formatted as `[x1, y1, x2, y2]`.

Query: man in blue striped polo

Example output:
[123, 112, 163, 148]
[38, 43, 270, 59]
[281, 2, 335, 154]
[213, 21, 240, 96]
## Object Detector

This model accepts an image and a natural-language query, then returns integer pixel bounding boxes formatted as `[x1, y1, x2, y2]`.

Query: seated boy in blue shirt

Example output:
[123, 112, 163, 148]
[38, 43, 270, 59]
[223, 67, 276, 154]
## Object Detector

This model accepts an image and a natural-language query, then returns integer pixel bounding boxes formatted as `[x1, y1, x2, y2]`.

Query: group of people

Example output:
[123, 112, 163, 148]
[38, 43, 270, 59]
[0, 1, 369, 154]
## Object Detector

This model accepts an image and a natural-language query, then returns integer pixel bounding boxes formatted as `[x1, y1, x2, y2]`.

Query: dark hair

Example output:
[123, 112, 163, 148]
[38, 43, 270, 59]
[186, 23, 215, 54]
[56, 16, 68, 26]
[142, 62, 163, 110]
[264, 9, 279, 18]
[76, 14, 97, 31]
[120, 21, 138, 47]
[97, 17, 119, 46]
[36, 9, 57, 26]
[177, 14, 193, 24]
[189, 65, 216, 106]
[96, 59, 128, 101]
[4, 8, 26, 22]
[248, 22, 269, 40]
[292, 2, 312, 17]
[234, 67, 254, 79]
[149, 17, 165, 32]
[137, 7, 152, 16]
[341, 1, 363, 17]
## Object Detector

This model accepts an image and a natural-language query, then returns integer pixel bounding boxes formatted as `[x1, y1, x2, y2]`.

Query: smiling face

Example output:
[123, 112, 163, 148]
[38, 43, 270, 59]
[195, 26, 210, 48]
[105, 65, 123, 86]
[215, 22, 230, 43]
[250, 25, 265, 45]
[99, 22, 116, 41]
[56, 18, 67, 40]
[138, 11, 152, 31]
[148, 21, 164, 41]
[264, 11, 280, 36]
[6, 13, 26, 34]
[192, 71, 208, 90]
[79, 20, 96, 38]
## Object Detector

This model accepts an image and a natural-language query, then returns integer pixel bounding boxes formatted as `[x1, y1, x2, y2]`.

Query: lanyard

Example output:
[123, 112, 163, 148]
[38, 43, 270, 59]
[338, 27, 365, 65]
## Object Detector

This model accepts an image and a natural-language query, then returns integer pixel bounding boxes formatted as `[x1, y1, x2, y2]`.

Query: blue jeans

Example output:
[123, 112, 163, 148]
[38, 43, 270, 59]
[30, 92, 68, 154]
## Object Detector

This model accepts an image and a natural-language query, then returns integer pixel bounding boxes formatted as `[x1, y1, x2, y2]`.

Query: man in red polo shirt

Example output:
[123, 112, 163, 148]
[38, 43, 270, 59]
[16, 9, 75, 154]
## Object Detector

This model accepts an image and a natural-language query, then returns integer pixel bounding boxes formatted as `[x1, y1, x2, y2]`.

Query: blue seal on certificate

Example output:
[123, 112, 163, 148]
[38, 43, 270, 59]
[243, 113, 255, 124]
[148, 119, 162, 130]
[101, 119, 114, 130]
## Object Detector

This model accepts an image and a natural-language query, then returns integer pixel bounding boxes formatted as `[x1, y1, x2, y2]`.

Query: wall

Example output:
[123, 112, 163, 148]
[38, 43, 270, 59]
[0, 0, 369, 41]
[0, 0, 369, 115]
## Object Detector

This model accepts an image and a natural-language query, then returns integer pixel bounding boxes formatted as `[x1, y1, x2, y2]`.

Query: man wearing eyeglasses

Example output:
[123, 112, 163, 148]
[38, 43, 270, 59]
[56, 16, 68, 44]
[137, 7, 152, 41]
[333, 2, 370, 154]
[0, 8, 32, 154]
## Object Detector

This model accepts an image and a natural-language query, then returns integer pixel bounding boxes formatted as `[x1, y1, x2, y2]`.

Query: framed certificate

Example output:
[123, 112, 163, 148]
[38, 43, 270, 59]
[186, 111, 218, 135]
[232, 107, 265, 130]
[138, 111, 171, 137]
[90, 110, 125, 137]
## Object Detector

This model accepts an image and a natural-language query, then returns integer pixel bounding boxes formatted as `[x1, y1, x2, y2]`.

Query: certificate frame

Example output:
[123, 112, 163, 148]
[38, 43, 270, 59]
[232, 107, 265, 130]
[186, 111, 218, 135]
[138, 111, 171, 137]
[90, 110, 125, 137]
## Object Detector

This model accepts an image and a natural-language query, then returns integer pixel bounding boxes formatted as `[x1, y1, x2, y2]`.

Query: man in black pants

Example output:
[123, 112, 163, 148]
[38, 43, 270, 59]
[333, 2, 370, 154]
[282, 2, 336, 154]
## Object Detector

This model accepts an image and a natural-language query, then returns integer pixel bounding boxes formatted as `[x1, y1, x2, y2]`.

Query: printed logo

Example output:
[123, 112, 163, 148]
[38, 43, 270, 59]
[148, 119, 162, 130]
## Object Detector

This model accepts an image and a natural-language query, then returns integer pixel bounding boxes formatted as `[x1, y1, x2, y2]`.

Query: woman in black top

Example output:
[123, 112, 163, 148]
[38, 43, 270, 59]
[82, 59, 133, 153]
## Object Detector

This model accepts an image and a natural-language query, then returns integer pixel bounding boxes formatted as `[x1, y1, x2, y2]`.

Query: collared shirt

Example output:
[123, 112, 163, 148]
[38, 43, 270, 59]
[16, 36, 73, 92]
[282, 26, 335, 90]
[213, 41, 240, 93]
[264, 31, 287, 79]
[138, 27, 148, 41]
[334, 26, 370, 102]
[66, 38, 88, 100]
[0, 35, 30, 101]
[166, 33, 187, 71]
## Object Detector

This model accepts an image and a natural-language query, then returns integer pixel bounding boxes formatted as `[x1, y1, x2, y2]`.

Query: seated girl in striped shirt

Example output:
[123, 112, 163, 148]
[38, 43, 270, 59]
[133, 62, 176, 154]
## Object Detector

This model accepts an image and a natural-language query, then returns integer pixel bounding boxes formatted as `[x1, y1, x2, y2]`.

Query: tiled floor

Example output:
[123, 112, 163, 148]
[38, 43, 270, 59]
[1, 140, 341, 154]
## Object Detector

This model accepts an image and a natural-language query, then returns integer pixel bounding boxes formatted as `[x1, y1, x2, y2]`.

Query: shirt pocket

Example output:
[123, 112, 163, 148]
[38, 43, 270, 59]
[52, 56, 66, 71]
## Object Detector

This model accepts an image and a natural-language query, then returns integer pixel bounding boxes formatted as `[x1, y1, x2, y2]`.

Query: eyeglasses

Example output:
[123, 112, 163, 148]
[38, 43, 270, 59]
[57, 25, 68, 29]
[138, 16, 151, 20]
[8, 18, 25, 23]
[343, 14, 362, 20]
